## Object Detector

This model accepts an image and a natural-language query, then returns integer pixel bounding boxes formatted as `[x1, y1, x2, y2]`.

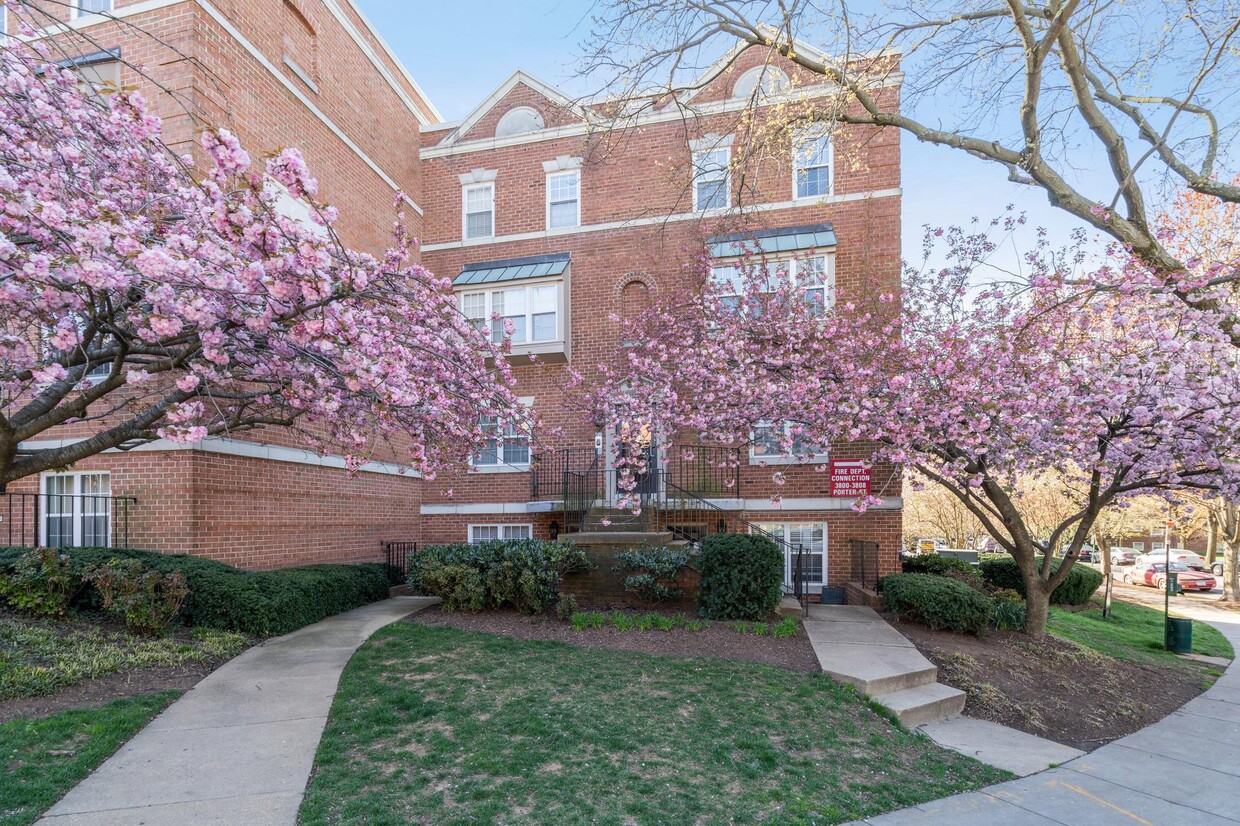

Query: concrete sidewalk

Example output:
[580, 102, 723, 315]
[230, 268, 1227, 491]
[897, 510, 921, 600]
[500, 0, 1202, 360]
[39, 596, 436, 826]
[850, 602, 1240, 825]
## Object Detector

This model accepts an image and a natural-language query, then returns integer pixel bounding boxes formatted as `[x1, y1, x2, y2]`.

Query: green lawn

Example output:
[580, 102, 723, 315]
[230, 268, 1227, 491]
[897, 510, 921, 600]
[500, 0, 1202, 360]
[1048, 599, 1234, 666]
[0, 614, 247, 700]
[0, 692, 178, 826]
[301, 624, 1010, 826]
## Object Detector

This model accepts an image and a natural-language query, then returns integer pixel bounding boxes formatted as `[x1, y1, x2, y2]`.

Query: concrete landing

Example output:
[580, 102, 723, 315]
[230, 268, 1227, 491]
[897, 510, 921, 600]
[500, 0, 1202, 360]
[39, 596, 438, 826]
[918, 717, 1085, 776]
[803, 605, 963, 725]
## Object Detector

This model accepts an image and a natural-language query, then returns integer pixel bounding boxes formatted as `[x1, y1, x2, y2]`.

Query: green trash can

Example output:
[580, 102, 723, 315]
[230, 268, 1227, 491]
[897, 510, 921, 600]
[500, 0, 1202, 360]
[1165, 617, 1193, 653]
[1166, 572, 1183, 595]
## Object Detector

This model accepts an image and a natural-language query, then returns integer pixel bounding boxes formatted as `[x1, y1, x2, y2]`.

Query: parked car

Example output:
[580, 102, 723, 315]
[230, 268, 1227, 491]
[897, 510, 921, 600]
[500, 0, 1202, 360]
[1123, 562, 1216, 592]
[1110, 549, 1138, 566]
[1212, 561, 1224, 576]
[1077, 547, 1094, 563]
[1136, 550, 1205, 571]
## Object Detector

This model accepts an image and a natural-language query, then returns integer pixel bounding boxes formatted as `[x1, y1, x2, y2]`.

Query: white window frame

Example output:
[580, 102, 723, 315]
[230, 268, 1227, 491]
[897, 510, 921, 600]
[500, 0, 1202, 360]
[40, 471, 112, 547]
[793, 130, 833, 200]
[712, 253, 835, 316]
[749, 420, 829, 465]
[1132, 541, 1145, 551]
[692, 146, 731, 211]
[462, 182, 495, 240]
[546, 170, 580, 230]
[459, 279, 564, 347]
[71, 0, 113, 19]
[752, 522, 827, 592]
[470, 397, 535, 472]
[469, 524, 534, 544]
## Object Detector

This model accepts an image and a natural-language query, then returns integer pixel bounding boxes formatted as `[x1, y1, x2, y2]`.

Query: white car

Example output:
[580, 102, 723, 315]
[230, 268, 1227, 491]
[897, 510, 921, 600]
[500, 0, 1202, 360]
[1135, 550, 1205, 571]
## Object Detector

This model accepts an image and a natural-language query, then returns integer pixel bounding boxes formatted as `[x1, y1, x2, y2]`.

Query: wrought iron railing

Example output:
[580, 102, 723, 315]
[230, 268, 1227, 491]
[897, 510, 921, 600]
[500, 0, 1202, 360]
[384, 541, 417, 580]
[667, 444, 742, 498]
[851, 538, 882, 592]
[530, 449, 598, 500]
[0, 492, 137, 549]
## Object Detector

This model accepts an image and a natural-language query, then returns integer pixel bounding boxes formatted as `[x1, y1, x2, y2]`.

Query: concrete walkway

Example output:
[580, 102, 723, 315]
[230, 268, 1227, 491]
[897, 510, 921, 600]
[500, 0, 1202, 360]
[806, 605, 1083, 774]
[39, 596, 437, 826]
[850, 601, 1240, 825]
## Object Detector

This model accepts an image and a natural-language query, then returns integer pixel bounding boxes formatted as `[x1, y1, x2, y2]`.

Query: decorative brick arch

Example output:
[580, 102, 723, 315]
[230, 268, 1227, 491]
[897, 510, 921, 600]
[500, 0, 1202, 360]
[615, 274, 654, 321]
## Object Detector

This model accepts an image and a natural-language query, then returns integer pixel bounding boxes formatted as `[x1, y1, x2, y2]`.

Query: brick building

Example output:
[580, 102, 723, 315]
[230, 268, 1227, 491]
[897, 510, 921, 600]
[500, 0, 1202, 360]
[415, 46, 905, 602]
[5, 0, 436, 568]
[7, 3, 904, 596]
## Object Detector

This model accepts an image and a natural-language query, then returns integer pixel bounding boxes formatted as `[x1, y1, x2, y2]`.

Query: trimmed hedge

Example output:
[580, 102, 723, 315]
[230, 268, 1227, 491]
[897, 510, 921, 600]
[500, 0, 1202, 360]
[410, 540, 592, 614]
[901, 554, 975, 577]
[978, 556, 1103, 606]
[697, 534, 783, 621]
[881, 573, 994, 636]
[0, 546, 390, 636]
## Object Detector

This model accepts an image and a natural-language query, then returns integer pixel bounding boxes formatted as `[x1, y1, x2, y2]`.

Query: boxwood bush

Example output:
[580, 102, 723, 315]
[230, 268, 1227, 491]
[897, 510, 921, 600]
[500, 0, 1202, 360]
[410, 540, 592, 614]
[881, 573, 994, 636]
[697, 534, 783, 621]
[978, 556, 1103, 605]
[901, 554, 975, 577]
[0, 546, 389, 636]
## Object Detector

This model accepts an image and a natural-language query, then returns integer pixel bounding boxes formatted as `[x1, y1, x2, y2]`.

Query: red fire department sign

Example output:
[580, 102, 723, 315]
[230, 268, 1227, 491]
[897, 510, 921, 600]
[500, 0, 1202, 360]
[829, 460, 871, 498]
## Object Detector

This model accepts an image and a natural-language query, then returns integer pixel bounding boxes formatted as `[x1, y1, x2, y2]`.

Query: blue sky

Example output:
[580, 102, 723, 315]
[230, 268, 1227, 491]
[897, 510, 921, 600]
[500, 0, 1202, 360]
[356, 0, 1100, 269]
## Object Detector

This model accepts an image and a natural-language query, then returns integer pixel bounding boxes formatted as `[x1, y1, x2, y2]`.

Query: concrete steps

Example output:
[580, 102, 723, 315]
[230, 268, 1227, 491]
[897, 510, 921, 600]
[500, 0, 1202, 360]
[877, 683, 967, 727]
[803, 605, 965, 727]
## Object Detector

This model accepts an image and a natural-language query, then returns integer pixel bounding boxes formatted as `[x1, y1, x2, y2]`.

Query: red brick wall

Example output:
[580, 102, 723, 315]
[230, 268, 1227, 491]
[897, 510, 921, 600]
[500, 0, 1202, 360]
[8, 451, 422, 569]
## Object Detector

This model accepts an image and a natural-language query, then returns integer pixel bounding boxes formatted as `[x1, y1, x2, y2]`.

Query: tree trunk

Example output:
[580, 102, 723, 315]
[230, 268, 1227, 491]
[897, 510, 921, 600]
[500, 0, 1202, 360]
[1222, 503, 1239, 602]
[1024, 583, 1052, 641]
[1205, 510, 1219, 566]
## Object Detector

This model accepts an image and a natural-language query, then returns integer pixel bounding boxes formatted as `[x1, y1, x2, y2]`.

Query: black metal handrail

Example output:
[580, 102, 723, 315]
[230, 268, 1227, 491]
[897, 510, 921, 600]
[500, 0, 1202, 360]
[668, 444, 742, 498]
[0, 492, 137, 549]
[531, 449, 598, 500]
[851, 538, 882, 592]
[384, 541, 417, 580]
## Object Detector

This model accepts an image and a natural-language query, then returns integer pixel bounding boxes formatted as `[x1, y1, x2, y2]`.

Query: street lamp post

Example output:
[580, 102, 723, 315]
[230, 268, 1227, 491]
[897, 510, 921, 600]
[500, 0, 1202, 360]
[1164, 520, 1173, 649]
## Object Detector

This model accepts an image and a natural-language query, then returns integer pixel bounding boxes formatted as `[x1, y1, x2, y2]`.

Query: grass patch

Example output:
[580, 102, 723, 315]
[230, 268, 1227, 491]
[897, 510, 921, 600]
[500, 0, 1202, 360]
[0, 615, 247, 700]
[0, 692, 177, 826]
[301, 623, 1010, 826]
[569, 611, 702, 633]
[1048, 599, 1234, 667]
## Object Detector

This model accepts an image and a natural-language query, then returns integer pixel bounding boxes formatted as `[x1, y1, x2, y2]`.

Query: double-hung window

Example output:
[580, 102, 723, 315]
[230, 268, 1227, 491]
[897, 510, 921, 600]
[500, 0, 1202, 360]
[461, 283, 559, 345]
[794, 132, 832, 199]
[750, 421, 826, 463]
[470, 524, 533, 543]
[712, 255, 832, 315]
[476, 414, 530, 467]
[692, 147, 731, 210]
[753, 522, 826, 590]
[463, 183, 494, 240]
[74, 0, 112, 16]
[547, 171, 580, 229]
[42, 472, 112, 547]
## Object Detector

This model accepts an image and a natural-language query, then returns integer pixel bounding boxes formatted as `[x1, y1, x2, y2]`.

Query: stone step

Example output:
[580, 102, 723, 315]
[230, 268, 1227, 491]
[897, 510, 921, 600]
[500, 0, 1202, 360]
[813, 642, 939, 695]
[875, 682, 966, 727]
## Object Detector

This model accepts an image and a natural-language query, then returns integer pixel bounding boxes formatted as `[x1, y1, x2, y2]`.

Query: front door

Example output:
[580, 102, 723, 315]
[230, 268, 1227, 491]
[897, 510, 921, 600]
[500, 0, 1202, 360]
[605, 424, 661, 504]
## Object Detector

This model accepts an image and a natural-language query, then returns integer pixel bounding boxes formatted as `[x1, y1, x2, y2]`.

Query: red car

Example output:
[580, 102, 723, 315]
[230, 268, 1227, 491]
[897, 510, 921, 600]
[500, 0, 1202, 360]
[1123, 562, 1216, 592]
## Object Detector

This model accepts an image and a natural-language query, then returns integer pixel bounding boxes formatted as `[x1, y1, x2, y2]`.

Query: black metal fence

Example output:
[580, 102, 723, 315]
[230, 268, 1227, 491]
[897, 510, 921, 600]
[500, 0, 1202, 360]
[667, 444, 741, 498]
[384, 541, 417, 580]
[850, 538, 883, 592]
[0, 492, 136, 549]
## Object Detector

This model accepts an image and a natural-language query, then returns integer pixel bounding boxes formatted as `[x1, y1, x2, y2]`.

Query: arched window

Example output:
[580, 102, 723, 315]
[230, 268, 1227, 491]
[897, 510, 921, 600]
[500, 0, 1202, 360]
[732, 65, 790, 100]
[495, 106, 545, 137]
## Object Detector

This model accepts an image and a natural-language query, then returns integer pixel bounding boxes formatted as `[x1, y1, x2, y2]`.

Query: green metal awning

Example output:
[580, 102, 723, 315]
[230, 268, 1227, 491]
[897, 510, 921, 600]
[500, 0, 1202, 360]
[707, 223, 837, 258]
[453, 253, 571, 286]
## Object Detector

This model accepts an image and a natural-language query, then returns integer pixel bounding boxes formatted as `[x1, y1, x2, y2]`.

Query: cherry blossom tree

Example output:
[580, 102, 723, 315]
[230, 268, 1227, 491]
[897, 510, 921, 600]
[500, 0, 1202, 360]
[577, 220, 1240, 639]
[0, 40, 520, 484]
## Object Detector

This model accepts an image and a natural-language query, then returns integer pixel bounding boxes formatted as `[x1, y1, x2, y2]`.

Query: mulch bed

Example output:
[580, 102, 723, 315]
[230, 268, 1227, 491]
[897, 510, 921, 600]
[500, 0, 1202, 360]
[408, 606, 821, 673]
[0, 663, 216, 723]
[894, 621, 1214, 751]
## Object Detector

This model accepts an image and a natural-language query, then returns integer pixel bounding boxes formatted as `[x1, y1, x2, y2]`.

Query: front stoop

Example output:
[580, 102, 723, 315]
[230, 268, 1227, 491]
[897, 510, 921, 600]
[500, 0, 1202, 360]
[804, 605, 964, 727]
